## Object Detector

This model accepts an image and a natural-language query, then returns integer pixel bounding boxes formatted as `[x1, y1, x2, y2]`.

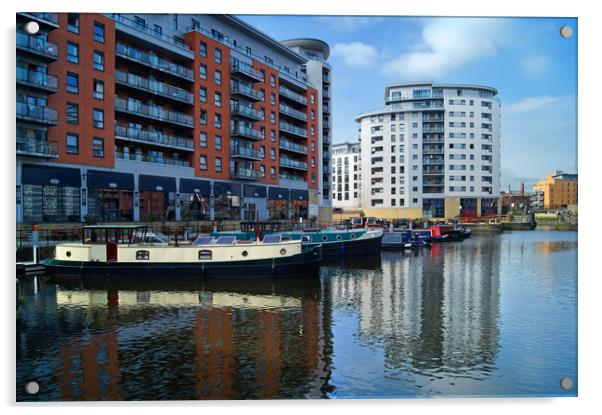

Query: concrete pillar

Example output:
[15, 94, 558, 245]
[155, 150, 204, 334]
[133, 173, 140, 222]
[476, 198, 482, 218]
[444, 197, 461, 219]
[16, 160, 23, 224]
[80, 169, 88, 221]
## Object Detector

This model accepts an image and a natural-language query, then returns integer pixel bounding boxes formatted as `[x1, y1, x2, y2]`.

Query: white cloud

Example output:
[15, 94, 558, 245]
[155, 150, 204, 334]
[331, 42, 379, 68]
[504, 96, 558, 113]
[315, 16, 382, 32]
[380, 18, 510, 79]
[520, 55, 550, 77]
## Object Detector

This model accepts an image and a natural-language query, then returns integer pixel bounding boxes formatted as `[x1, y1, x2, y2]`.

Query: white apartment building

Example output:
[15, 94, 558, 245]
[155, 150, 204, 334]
[355, 82, 501, 219]
[281, 39, 333, 221]
[331, 141, 361, 209]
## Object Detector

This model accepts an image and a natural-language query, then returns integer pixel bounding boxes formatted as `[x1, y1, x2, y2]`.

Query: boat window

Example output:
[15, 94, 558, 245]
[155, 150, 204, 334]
[336, 234, 343, 240]
[198, 249, 212, 260]
[136, 250, 150, 260]
[280, 248, 287, 255]
[241, 250, 248, 257]
[301, 235, 311, 242]
[321, 235, 328, 241]
[263, 234, 282, 244]
[350, 233, 356, 239]
[66, 251, 72, 257]
[215, 236, 236, 244]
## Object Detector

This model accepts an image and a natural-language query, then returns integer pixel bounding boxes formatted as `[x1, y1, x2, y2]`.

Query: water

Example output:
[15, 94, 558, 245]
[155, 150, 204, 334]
[16, 230, 577, 400]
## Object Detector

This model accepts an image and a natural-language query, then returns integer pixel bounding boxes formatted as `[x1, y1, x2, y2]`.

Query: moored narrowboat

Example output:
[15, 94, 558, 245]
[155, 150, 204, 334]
[43, 225, 321, 279]
[382, 231, 431, 250]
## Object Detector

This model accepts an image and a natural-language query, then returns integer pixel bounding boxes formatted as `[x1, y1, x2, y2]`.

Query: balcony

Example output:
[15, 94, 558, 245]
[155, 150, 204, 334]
[279, 71, 309, 91]
[323, 90, 330, 99]
[230, 60, 263, 83]
[422, 148, 445, 155]
[16, 31, 58, 60]
[279, 121, 307, 138]
[115, 43, 194, 81]
[115, 151, 191, 167]
[423, 137, 445, 144]
[231, 103, 261, 121]
[17, 13, 59, 28]
[115, 70, 193, 105]
[280, 158, 308, 171]
[16, 101, 58, 125]
[422, 158, 445, 165]
[279, 172, 306, 184]
[115, 97, 194, 128]
[16, 136, 58, 158]
[423, 115, 444, 122]
[279, 104, 307, 122]
[16, 67, 58, 92]
[230, 125, 264, 141]
[231, 146, 263, 161]
[231, 168, 262, 181]
[323, 105, 330, 114]
[423, 126, 445, 133]
[230, 83, 262, 101]
[279, 86, 307, 105]
[423, 168, 444, 175]
[423, 186, 445, 194]
[115, 124, 194, 151]
[279, 139, 308, 155]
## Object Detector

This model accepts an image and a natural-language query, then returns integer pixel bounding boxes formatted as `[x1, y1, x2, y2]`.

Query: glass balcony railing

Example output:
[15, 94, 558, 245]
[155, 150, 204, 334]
[115, 43, 194, 81]
[115, 70, 193, 104]
[422, 115, 445, 122]
[279, 172, 306, 183]
[423, 126, 445, 133]
[16, 136, 58, 157]
[280, 158, 308, 170]
[16, 101, 58, 124]
[231, 146, 263, 160]
[16, 67, 58, 91]
[423, 137, 445, 144]
[230, 125, 264, 141]
[115, 97, 194, 127]
[279, 104, 307, 122]
[422, 158, 445, 165]
[115, 124, 194, 150]
[230, 83, 262, 101]
[278, 86, 307, 105]
[18, 12, 59, 25]
[230, 103, 261, 120]
[230, 60, 263, 82]
[279, 121, 307, 138]
[231, 168, 262, 180]
[16, 31, 58, 59]
[422, 148, 445, 154]
[115, 151, 191, 167]
[279, 139, 308, 155]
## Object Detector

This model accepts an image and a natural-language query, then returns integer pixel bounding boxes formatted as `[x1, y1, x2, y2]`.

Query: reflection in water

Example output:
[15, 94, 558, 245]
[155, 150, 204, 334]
[17, 231, 577, 400]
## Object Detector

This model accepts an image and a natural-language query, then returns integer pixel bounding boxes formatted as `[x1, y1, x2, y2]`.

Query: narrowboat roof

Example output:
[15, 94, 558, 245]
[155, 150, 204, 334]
[82, 225, 147, 229]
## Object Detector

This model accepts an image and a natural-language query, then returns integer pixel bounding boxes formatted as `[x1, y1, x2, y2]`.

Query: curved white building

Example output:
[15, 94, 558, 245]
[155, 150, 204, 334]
[355, 82, 501, 219]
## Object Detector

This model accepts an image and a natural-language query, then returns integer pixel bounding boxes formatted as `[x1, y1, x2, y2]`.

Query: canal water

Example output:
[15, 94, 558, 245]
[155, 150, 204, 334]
[16, 230, 577, 401]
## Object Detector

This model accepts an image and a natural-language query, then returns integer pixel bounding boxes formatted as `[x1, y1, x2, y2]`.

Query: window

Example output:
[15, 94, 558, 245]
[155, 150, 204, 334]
[260, 165, 266, 177]
[215, 157, 222, 172]
[136, 250, 150, 260]
[93, 51, 104, 71]
[246, 46, 252, 55]
[215, 70, 222, 85]
[93, 22, 105, 42]
[200, 110, 207, 125]
[93, 137, 104, 158]
[214, 92, 221, 107]
[270, 111, 276, 124]
[215, 48, 222, 64]
[93, 109, 104, 128]
[66, 133, 78, 154]
[311, 109, 315, 120]
[215, 135, 222, 150]
[200, 132, 207, 147]
[270, 75, 276, 87]
[93, 80, 104, 100]
[270, 149, 275, 160]
[270, 130, 276, 142]
[270, 93, 276, 105]
[310, 94, 315, 104]
[270, 167, 276, 179]
[214, 114, 222, 128]
[311, 126, 315, 136]
[200, 64, 207, 80]
[67, 42, 79, 63]
[66, 103, 78, 124]
[199, 155, 207, 170]
[200, 42, 207, 57]
[66, 72, 78, 93]
[67, 13, 79, 33]
[199, 87, 207, 102]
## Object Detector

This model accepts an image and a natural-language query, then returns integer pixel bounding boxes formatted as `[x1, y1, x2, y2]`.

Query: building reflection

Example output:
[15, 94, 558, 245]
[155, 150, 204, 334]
[328, 242, 501, 375]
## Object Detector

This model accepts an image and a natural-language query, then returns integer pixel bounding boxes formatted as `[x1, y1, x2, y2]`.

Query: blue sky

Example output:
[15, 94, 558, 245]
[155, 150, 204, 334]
[240, 15, 577, 190]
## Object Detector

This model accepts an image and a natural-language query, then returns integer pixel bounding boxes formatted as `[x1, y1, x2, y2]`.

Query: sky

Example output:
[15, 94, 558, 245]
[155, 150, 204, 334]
[240, 15, 577, 191]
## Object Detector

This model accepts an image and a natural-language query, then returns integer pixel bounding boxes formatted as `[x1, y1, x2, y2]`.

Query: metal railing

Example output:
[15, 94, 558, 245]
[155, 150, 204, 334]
[16, 101, 58, 124]
[230, 168, 262, 180]
[16, 136, 58, 157]
[106, 14, 192, 52]
[115, 97, 194, 127]
[231, 146, 263, 159]
[230, 103, 262, 120]
[19, 12, 59, 25]
[230, 60, 263, 81]
[279, 104, 308, 121]
[279, 121, 307, 138]
[422, 158, 445, 165]
[115, 70, 193, 104]
[115, 43, 194, 81]
[280, 158, 308, 170]
[279, 172, 306, 183]
[16, 67, 58, 91]
[230, 125, 264, 141]
[230, 82, 263, 101]
[279, 139, 308, 154]
[422, 148, 445, 154]
[115, 151, 191, 167]
[16, 31, 58, 58]
[278, 86, 307, 105]
[115, 124, 194, 149]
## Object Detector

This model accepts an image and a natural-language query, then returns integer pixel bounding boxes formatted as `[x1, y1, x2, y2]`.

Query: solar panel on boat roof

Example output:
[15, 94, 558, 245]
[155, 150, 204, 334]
[215, 236, 236, 244]
[263, 234, 282, 244]
[193, 236, 214, 245]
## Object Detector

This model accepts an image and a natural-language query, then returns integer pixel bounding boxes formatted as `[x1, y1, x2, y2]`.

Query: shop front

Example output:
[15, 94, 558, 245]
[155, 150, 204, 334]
[139, 174, 176, 221]
[87, 170, 134, 222]
[242, 184, 267, 221]
[214, 182, 242, 221]
[267, 187, 289, 220]
[290, 189, 309, 220]
[180, 178, 211, 221]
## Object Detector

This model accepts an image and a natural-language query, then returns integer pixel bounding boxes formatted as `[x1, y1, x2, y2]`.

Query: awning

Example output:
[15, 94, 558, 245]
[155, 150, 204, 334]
[214, 181, 242, 197]
[180, 178, 211, 195]
[243, 184, 267, 198]
[22, 164, 81, 187]
[290, 189, 309, 201]
[268, 187, 289, 200]
[139, 175, 176, 192]
[87, 170, 134, 190]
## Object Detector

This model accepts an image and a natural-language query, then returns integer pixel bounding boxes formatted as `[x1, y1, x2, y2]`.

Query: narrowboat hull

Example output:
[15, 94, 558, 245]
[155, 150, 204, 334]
[318, 233, 382, 258]
[43, 246, 321, 279]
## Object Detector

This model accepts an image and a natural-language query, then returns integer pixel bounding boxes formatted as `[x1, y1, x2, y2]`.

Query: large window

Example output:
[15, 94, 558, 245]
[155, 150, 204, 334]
[23, 184, 80, 223]
[268, 199, 288, 220]
[93, 22, 105, 42]
[66, 133, 78, 154]
[291, 199, 308, 220]
[66, 102, 78, 124]
[67, 42, 79, 63]
[93, 51, 104, 71]
[180, 193, 210, 221]
[214, 194, 240, 221]
[93, 108, 104, 128]
[139, 191, 176, 221]
[66, 72, 78, 93]
[423, 198, 445, 218]
[87, 189, 133, 222]
[67, 13, 79, 33]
